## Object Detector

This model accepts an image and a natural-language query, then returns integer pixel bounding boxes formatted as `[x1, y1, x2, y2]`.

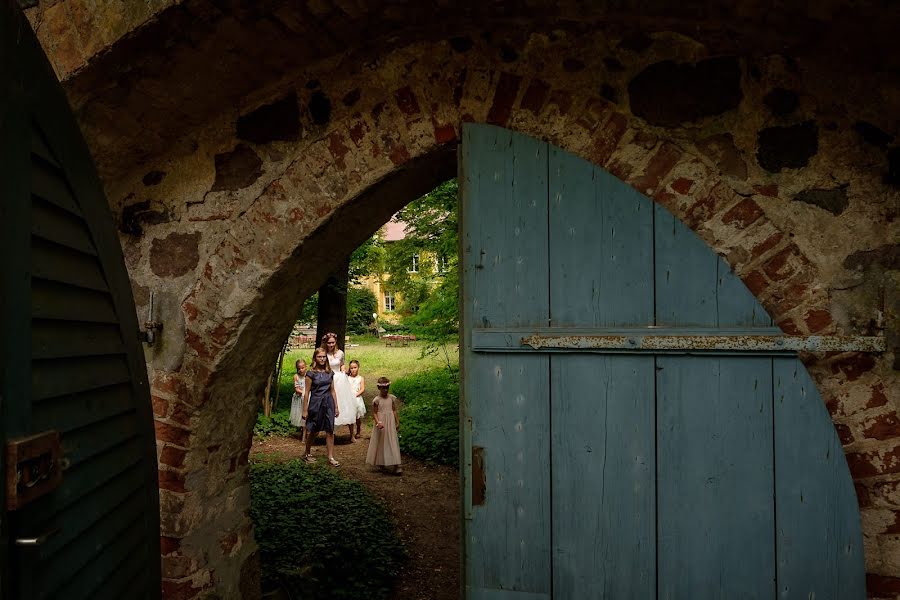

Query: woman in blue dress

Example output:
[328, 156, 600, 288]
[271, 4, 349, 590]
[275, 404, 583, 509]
[302, 346, 341, 466]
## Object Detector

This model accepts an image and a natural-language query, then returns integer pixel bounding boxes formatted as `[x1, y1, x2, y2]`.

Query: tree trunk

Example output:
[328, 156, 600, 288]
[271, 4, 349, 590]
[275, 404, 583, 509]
[316, 257, 350, 351]
[262, 377, 272, 417]
[270, 340, 288, 413]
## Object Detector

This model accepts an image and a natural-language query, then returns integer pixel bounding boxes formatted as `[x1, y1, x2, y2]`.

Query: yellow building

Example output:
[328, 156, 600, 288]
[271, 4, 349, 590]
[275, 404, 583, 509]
[356, 219, 447, 325]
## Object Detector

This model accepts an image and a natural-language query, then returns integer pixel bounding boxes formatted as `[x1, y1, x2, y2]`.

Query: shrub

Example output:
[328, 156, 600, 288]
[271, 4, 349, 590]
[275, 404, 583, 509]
[250, 459, 406, 599]
[392, 368, 459, 466]
[254, 409, 296, 439]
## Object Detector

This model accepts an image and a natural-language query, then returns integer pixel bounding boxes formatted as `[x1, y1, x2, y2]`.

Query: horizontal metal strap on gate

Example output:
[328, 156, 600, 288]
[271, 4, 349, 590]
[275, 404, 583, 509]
[471, 327, 886, 355]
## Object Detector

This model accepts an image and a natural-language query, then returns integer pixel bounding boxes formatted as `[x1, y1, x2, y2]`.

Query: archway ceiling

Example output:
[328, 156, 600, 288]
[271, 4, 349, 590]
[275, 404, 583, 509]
[57, 0, 900, 182]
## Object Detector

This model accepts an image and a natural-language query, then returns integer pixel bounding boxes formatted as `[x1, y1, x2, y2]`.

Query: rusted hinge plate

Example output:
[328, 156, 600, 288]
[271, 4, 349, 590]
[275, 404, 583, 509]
[6, 431, 63, 511]
[471, 327, 886, 354]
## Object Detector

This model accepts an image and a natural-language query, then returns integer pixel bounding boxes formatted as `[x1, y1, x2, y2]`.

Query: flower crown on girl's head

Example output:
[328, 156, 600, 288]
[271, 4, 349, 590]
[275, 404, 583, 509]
[376, 377, 390, 388]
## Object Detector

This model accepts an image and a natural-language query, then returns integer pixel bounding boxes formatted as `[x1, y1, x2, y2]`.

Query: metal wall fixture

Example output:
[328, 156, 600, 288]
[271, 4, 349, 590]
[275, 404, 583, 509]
[140, 291, 164, 345]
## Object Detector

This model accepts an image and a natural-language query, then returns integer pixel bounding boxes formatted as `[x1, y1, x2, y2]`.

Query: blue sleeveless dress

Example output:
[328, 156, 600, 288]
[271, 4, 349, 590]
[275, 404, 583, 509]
[305, 370, 334, 434]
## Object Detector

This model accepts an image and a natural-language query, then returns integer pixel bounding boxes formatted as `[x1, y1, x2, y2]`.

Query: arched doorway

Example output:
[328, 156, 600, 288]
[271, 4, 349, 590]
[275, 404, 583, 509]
[460, 124, 865, 598]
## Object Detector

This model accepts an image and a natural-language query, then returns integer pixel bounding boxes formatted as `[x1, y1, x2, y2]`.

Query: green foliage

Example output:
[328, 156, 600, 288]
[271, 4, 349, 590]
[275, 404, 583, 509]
[296, 286, 377, 336]
[348, 234, 384, 283]
[298, 293, 318, 324]
[395, 179, 458, 264]
[392, 368, 459, 466]
[250, 460, 406, 598]
[383, 179, 459, 347]
[254, 409, 296, 439]
[346, 286, 377, 335]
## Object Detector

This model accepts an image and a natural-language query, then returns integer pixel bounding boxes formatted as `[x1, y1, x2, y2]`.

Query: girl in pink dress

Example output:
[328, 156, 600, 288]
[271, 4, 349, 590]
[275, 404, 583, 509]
[366, 377, 402, 475]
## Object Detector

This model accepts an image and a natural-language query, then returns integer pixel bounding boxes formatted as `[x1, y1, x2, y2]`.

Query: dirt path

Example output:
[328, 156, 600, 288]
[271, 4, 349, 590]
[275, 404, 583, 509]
[251, 423, 460, 600]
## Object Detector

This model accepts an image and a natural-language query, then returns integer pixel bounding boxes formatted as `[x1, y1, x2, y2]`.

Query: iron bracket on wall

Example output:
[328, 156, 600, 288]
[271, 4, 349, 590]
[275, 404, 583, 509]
[471, 327, 886, 355]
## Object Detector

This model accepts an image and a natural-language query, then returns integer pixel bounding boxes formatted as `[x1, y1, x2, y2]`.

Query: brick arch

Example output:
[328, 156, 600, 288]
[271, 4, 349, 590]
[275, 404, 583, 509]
[141, 30, 898, 600]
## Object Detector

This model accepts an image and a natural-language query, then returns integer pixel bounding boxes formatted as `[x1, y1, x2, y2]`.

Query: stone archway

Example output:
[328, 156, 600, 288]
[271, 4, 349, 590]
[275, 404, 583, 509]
[29, 6, 900, 598]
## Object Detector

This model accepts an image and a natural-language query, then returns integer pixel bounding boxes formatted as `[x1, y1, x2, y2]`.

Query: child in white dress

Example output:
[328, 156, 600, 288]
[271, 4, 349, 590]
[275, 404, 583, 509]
[290, 359, 307, 441]
[347, 360, 366, 440]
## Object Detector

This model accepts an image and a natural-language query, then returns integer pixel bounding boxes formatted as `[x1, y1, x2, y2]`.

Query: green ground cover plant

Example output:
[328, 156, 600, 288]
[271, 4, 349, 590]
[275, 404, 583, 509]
[250, 458, 406, 599]
[391, 368, 459, 466]
[254, 410, 295, 438]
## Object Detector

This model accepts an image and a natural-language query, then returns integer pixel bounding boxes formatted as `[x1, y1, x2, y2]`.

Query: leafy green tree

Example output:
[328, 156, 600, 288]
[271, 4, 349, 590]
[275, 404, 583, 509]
[348, 234, 384, 283]
[346, 287, 377, 335]
[383, 179, 459, 368]
[298, 293, 318, 324]
[297, 287, 377, 336]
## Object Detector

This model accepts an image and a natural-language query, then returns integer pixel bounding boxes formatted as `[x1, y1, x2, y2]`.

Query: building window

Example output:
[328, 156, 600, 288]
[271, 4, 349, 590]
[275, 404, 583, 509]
[436, 254, 448, 273]
[384, 292, 395, 312]
[409, 253, 419, 273]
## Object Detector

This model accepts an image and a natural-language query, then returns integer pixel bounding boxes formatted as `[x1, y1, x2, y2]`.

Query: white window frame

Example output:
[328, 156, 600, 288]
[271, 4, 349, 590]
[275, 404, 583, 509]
[384, 292, 395, 312]
[409, 253, 419, 273]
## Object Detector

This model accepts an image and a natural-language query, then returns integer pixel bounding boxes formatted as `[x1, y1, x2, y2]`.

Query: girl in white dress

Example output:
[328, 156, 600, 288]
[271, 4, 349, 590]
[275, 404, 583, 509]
[323, 333, 357, 441]
[290, 359, 307, 440]
[347, 360, 366, 439]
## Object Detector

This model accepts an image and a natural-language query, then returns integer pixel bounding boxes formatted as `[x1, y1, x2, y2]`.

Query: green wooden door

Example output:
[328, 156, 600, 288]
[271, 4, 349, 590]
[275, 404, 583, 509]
[1, 6, 161, 599]
[460, 124, 865, 599]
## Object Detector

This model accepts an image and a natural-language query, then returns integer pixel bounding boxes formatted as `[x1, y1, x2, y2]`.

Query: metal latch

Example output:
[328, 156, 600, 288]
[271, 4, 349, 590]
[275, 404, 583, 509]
[5, 431, 64, 510]
[140, 291, 163, 345]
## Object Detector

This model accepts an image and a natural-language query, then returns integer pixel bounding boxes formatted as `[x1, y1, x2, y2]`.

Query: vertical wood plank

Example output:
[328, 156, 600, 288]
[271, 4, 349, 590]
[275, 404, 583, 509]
[1, 32, 32, 440]
[654, 206, 719, 327]
[716, 257, 773, 328]
[551, 354, 655, 598]
[462, 124, 551, 597]
[467, 355, 551, 595]
[548, 150, 654, 327]
[657, 356, 775, 599]
[466, 124, 549, 330]
[774, 358, 865, 600]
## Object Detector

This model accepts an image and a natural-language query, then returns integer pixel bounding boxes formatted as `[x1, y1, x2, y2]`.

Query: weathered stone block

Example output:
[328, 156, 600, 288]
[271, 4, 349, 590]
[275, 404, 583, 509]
[211, 145, 263, 192]
[696, 133, 748, 180]
[150, 232, 201, 278]
[308, 90, 331, 125]
[793, 187, 849, 215]
[120, 199, 172, 236]
[628, 57, 742, 127]
[393, 86, 421, 116]
[757, 121, 819, 172]
[763, 87, 799, 116]
[236, 93, 300, 144]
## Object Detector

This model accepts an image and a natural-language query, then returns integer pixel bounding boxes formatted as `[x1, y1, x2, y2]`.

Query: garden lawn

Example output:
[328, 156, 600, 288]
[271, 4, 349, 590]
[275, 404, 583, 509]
[270, 336, 458, 409]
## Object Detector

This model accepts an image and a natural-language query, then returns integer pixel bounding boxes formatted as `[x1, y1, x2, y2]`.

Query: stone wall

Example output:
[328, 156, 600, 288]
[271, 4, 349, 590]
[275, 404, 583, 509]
[107, 28, 900, 599]
[24, 0, 177, 79]
[27, 5, 900, 598]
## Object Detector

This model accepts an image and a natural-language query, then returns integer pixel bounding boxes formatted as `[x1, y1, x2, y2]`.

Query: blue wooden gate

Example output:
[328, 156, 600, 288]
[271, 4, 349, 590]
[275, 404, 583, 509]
[460, 124, 865, 599]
